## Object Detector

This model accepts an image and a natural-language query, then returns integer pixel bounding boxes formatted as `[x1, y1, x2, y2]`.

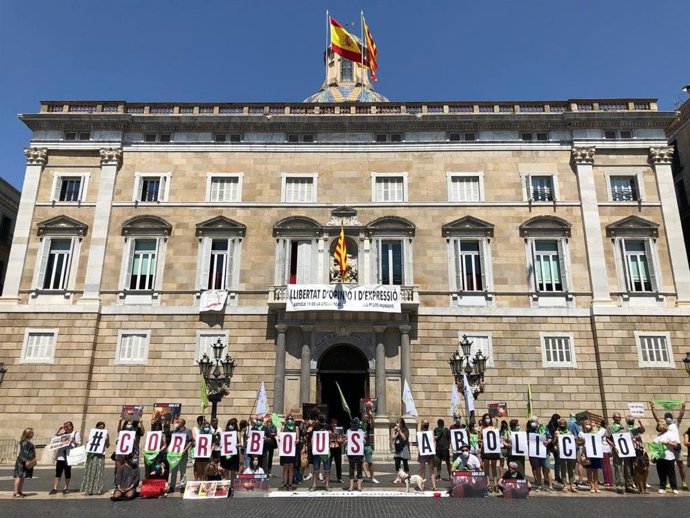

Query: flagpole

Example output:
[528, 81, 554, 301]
[325, 10, 330, 84]
[360, 10, 365, 102]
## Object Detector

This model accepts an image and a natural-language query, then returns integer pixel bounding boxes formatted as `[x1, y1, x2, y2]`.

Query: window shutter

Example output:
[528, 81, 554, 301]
[528, 240, 537, 290]
[121, 239, 136, 289]
[375, 239, 382, 283]
[199, 237, 211, 290]
[53, 177, 62, 201]
[478, 239, 488, 291]
[454, 240, 463, 291]
[35, 238, 51, 289]
[620, 239, 631, 291]
[296, 240, 312, 284]
[643, 239, 658, 291]
[64, 238, 76, 290]
[226, 239, 235, 289]
[557, 239, 569, 291]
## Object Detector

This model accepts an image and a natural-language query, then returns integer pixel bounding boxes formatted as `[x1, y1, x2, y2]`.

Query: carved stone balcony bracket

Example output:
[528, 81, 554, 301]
[649, 146, 674, 165]
[571, 146, 595, 165]
[24, 147, 48, 166]
[100, 147, 123, 168]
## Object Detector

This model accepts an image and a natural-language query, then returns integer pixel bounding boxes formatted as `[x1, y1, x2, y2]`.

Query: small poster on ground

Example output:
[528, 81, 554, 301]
[120, 405, 144, 421]
[450, 471, 489, 498]
[233, 474, 270, 497]
[501, 479, 529, 499]
[183, 480, 232, 499]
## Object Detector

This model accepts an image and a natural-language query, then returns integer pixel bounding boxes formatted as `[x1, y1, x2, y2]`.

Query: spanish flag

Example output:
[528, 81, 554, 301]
[334, 226, 348, 279]
[363, 16, 378, 81]
[330, 17, 362, 63]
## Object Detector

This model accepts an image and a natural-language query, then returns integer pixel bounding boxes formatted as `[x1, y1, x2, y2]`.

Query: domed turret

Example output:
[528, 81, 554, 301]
[304, 48, 389, 103]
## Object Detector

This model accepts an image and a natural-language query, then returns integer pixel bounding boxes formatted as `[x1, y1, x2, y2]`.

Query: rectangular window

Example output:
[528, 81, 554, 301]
[530, 176, 554, 201]
[140, 178, 160, 202]
[622, 240, 652, 292]
[209, 176, 240, 202]
[449, 176, 480, 202]
[341, 59, 354, 82]
[284, 177, 315, 203]
[610, 176, 638, 201]
[214, 133, 242, 143]
[288, 240, 312, 284]
[129, 239, 157, 290]
[287, 134, 315, 143]
[455, 240, 483, 291]
[145, 133, 171, 143]
[58, 177, 83, 202]
[636, 333, 674, 368]
[541, 335, 575, 367]
[380, 240, 404, 285]
[116, 331, 150, 364]
[21, 329, 57, 363]
[533, 240, 562, 292]
[449, 132, 476, 141]
[374, 176, 405, 202]
[43, 239, 73, 290]
[208, 239, 231, 290]
[64, 131, 90, 141]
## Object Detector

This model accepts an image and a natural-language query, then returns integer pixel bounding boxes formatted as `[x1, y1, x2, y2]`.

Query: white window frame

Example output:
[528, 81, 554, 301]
[206, 173, 244, 202]
[371, 237, 413, 286]
[521, 172, 559, 202]
[50, 172, 90, 203]
[612, 237, 660, 294]
[32, 236, 81, 292]
[635, 331, 675, 368]
[447, 172, 484, 202]
[281, 173, 318, 203]
[525, 238, 571, 294]
[450, 238, 489, 292]
[540, 333, 576, 368]
[133, 173, 171, 203]
[20, 328, 58, 364]
[371, 173, 408, 202]
[604, 172, 646, 202]
[196, 236, 242, 291]
[119, 236, 167, 293]
[115, 330, 150, 365]
[458, 332, 494, 368]
[196, 330, 230, 363]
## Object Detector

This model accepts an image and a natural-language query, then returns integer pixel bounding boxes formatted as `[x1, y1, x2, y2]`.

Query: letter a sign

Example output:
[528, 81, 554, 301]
[418, 430, 436, 456]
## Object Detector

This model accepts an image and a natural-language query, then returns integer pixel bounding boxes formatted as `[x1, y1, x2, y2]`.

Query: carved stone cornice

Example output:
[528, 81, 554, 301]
[649, 146, 674, 165]
[571, 146, 596, 165]
[24, 147, 47, 166]
[99, 147, 123, 167]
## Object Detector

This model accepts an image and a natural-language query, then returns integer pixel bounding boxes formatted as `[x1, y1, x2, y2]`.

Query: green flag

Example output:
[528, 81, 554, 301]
[653, 399, 683, 410]
[271, 412, 282, 430]
[200, 375, 209, 413]
[647, 442, 667, 460]
[526, 384, 533, 419]
[335, 381, 351, 418]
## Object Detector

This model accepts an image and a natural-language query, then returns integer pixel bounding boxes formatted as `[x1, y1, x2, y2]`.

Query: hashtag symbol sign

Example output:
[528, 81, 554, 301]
[89, 431, 104, 453]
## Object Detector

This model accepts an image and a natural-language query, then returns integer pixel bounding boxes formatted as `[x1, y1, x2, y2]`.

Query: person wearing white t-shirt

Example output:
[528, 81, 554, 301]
[243, 456, 265, 475]
[650, 401, 686, 490]
[653, 422, 680, 494]
[50, 421, 82, 495]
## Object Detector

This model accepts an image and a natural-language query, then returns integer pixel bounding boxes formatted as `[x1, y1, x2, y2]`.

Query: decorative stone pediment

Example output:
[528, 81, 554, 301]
[366, 216, 416, 237]
[273, 216, 322, 237]
[195, 216, 246, 237]
[519, 215, 571, 238]
[121, 215, 172, 237]
[37, 215, 88, 238]
[442, 216, 494, 238]
[327, 206, 361, 227]
[605, 215, 659, 238]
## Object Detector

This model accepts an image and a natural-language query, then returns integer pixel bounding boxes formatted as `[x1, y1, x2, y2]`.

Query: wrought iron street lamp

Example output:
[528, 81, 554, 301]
[197, 338, 237, 420]
[0, 363, 7, 386]
[448, 335, 487, 400]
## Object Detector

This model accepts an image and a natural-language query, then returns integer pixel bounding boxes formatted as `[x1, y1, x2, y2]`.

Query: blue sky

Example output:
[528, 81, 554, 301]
[1, 0, 689, 190]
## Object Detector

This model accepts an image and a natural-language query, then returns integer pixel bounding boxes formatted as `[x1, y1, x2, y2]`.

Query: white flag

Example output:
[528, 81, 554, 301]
[463, 374, 475, 414]
[255, 381, 269, 416]
[449, 383, 461, 417]
[402, 379, 418, 416]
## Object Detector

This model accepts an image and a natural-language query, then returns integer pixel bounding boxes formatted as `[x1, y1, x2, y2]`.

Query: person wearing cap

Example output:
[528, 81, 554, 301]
[417, 420, 437, 490]
[497, 462, 531, 494]
[451, 444, 481, 471]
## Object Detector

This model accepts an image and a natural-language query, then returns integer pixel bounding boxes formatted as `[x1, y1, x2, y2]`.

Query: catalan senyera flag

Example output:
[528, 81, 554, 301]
[363, 16, 378, 81]
[330, 17, 362, 63]
[334, 225, 348, 278]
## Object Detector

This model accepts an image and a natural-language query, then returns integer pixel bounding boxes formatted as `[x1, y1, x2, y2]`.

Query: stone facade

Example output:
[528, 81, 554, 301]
[1, 91, 690, 449]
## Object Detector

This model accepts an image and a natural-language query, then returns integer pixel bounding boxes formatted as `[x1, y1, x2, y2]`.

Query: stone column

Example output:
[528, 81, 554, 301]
[571, 147, 612, 304]
[274, 324, 288, 413]
[399, 324, 412, 390]
[80, 148, 122, 303]
[650, 146, 690, 304]
[374, 326, 387, 415]
[299, 326, 312, 406]
[0, 148, 47, 303]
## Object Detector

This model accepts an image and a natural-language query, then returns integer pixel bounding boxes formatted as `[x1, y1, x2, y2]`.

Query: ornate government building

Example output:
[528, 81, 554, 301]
[1, 52, 689, 443]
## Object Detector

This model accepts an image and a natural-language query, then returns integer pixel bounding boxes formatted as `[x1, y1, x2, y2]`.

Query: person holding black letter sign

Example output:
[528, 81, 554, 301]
[417, 420, 437, 490]
[554, 418, 577, 492]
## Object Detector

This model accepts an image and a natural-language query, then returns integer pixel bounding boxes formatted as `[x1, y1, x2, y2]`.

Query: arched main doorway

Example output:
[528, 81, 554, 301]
[317, 345, 369, 428]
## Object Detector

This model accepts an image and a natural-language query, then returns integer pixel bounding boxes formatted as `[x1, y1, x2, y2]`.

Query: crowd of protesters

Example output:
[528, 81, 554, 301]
[12, 400, 689, 498]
